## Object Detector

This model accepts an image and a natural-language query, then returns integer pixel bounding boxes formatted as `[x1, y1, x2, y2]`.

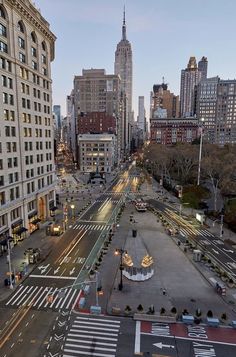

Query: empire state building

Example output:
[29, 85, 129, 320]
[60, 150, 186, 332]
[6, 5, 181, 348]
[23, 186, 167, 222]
[114, 9, 133, 155]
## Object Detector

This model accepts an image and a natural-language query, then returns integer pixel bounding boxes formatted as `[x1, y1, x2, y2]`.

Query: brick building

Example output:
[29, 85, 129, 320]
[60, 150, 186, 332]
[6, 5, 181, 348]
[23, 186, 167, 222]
[78, 112, 116, 134]
[150, 118, 198, 145]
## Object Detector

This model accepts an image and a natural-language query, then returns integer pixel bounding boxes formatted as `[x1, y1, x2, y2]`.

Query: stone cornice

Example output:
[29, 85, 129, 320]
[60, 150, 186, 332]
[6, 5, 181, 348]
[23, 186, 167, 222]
[6, 0, 56, 60]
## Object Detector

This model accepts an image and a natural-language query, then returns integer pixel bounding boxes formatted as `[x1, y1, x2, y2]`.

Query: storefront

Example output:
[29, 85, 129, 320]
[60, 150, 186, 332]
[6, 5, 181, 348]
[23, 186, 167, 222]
[11, 219, 28, 244]
[28, 210, 41, 234]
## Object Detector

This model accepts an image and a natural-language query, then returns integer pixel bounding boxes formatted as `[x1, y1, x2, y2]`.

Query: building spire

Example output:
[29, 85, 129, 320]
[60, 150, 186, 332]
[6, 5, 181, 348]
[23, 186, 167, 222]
[122, 5, 127, 40]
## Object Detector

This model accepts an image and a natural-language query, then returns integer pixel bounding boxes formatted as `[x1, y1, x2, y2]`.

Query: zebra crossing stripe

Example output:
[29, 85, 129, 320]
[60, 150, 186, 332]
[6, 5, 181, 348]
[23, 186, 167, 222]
[74, 320, 120, 328]
[65, 343, 116, 352]
[63, 351, 115, 357]
[70, 329, 118, 337]
[67, 338, 116, 347]
[6, 284, 24, 305]
[68, 333, 118, 341]
[22, 285, 38, 306]
[72, 323, 119, 332]
[55, 288, 68, 309]
[29, 286, 44, 306]
[9, 285, 29, 305]
[39, 287, 54, 308]
[33, 287, 49, 307]
[66, 289, 77, 309]
[60, 289, 73, 309]
[76, 317, 120, 324]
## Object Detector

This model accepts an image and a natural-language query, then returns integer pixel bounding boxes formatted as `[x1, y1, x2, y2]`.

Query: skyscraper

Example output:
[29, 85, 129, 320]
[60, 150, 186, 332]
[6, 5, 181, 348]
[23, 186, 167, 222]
[180, 56, 208, 117]
[114, 8, 133, 156]
[0, 0, 56, 248]
[150, 82, 179, 118]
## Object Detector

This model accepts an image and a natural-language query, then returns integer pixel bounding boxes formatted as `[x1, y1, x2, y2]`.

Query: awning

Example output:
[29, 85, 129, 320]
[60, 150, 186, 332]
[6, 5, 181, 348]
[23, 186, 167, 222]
[31, 218, 41, 225]
[15, 227, 28, 235]
[50, 206, 58, 211]
[28, 210, 38, 219]
[11, 219, 23, 229]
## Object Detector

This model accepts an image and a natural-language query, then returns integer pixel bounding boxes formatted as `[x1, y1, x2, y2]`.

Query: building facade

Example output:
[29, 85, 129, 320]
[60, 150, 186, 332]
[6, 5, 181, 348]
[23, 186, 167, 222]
[114, 9, 133, 156]
[78, 134, 116, 173]
[150, 118, 198, 145]
[73, 69, 121, 165]
[0, 0, 56, 249]
[180, 56, 207, 117]
[195, 77, 236, 145]
[78, 112, 116, 135]
[150, 83, 179, 119]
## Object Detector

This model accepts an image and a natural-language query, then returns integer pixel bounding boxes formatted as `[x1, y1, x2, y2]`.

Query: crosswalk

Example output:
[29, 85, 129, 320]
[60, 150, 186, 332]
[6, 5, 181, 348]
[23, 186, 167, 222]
[95, 199, 120, 204]
[63, 315, 120, 357]
[179, 227, 215, 238]
[5, 284, 80, 311]
[72, 224, 110, 231]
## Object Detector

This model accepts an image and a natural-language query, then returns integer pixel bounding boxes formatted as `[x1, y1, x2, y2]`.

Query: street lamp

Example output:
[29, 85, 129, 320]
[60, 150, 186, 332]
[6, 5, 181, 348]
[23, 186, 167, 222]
[197, 118, 204, 186]
[114, 248, 127, 291]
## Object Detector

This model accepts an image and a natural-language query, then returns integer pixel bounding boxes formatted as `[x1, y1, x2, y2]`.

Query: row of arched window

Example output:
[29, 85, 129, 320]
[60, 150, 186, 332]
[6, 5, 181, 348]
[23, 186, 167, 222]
[0, 4, 48, 53]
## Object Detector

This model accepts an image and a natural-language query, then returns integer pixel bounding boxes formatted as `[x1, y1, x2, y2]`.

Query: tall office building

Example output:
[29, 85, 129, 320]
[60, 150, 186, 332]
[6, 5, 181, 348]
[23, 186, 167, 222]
[150, 83, 179, 119]
[137, 96, 145, 132]
[195, 77, 219, 143]
[53, 104, 61, 130]
[180, 56, 208, 117]
[73, 69, 121, 169]
[0, 0, 56, 249]
[114, 8, 133, 156]
[195, 77, 236, 145]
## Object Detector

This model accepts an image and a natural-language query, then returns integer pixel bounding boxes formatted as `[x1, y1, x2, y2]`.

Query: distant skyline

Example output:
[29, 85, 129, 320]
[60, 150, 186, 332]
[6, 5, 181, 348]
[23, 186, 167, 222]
[35, 0, 236, 118]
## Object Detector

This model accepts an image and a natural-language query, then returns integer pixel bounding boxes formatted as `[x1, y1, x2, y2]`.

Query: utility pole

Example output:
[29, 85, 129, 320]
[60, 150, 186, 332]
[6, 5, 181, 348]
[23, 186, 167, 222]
[197, 118, 204, 186]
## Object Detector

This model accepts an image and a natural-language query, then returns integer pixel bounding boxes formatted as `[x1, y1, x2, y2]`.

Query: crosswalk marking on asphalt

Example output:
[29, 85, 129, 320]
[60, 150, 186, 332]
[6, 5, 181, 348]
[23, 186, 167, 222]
[5, 285, 81, 311]
[63, 316, 120, 357]
[72, 223, 110, 231]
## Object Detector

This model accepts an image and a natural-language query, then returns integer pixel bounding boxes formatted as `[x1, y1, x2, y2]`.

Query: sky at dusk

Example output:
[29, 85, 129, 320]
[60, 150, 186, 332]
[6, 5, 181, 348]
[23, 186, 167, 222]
[35, 0, 236, 118]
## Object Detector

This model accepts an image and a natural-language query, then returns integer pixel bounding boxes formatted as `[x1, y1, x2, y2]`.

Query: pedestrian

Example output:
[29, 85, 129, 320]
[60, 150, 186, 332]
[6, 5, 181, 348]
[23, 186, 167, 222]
[163, 289, 166, 296]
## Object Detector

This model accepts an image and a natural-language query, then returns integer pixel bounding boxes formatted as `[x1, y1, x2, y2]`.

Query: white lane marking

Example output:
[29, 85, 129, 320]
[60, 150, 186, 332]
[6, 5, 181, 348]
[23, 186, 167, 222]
[30, 275, 76, 280]
[69, 328, 119, 337]
[66, 289, 77, 309]
[134, 320, 141, 353]
[59, 230, 87, 266]
[68, 333, 118, 341]
[72, 289, 82, 311]
[49, 289, 59, 308]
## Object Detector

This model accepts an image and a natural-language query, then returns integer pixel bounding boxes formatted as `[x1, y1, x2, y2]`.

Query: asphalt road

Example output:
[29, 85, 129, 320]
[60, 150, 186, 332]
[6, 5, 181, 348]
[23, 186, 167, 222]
[138, 320, 236, 357]
[0, 168, 140, 357]
[148, 199, 236, 281]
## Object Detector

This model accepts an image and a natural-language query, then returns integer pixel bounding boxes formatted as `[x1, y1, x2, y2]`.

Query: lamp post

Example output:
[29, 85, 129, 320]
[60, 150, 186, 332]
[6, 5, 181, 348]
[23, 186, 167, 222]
[114, 248, 127, 291]
[7, 239, 13, 289]
[197, 118, 204, 186]
[70, 204, 75, 220]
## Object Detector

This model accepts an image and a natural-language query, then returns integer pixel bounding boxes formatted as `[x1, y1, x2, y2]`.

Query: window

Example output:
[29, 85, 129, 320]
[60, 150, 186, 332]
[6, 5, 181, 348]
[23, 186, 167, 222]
[18, 21, 24, 33]
[8, 77, 12, 88]
[0, 191, 6, 205]
[41, 54, 46, 64]
[0, 6, 6, 19]
[0, 41, 7, 53]
[18, 36, 25, 49]
[42, 67, 47, 76]
[42, 41, 46, 51]
[31, 47, 37, 57]
[9, 94, 13, 105]
[9, 173, 13, 183]
[0, 23, 6, 37]
[0, 159, 3, 169]
[2, 74, 6, 86]
[0, 176, 4, 186]
[3, 109, 9, 121]
[32, 60, 37, 70]
[31, 32, 36, 43]
[3, 92, 7, 103]
[19, 52, 26, 63]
